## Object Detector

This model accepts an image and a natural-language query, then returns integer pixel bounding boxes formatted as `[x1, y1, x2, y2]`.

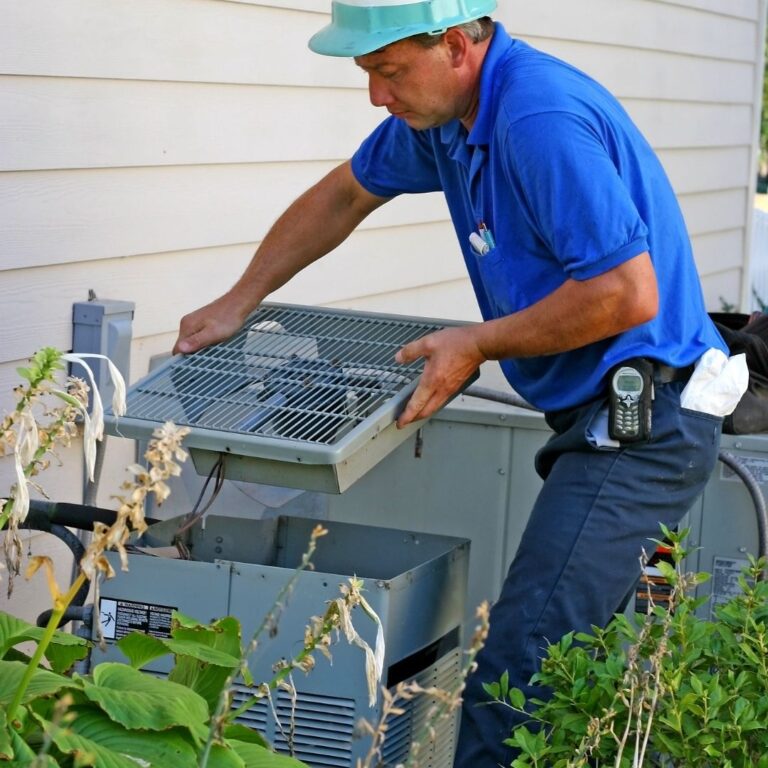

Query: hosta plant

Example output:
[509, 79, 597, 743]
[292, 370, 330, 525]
[485, 526, 768, 768]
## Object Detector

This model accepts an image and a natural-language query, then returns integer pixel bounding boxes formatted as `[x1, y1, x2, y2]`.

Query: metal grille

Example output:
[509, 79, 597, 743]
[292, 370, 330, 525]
[107, 303, 477, 492]
[381, 648, 461, 768]
[273, 691, 356, 767]
[122, 304, 450, 446]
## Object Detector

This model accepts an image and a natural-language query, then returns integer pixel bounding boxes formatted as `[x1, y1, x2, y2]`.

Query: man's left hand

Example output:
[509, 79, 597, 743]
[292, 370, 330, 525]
[395, 326, 485, 428]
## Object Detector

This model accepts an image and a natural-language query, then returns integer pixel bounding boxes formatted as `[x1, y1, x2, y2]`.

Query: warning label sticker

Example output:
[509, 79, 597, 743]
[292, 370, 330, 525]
[98, 598, 176, 642]
[710, 556, 750, 619]
[720, 455, 768, 484]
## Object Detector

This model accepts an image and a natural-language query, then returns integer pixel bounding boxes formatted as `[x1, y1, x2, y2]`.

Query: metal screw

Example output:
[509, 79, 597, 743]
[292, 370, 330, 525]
[498, 468, 506, 476]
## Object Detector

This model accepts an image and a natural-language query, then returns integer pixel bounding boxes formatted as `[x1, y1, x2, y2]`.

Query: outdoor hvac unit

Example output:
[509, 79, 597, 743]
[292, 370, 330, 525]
[106, 303, 477, 493]
[91, 515, 469, 768]
[101, 303, 477, 767]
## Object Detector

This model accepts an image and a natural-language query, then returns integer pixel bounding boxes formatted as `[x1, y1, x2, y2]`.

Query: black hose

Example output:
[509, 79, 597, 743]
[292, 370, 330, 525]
[36, 604, 91, 630]
[717, 450, 768, 566]
[26, 499, 158, 530]
[20, 521, 91, 626]
[23, 500, 158, 627]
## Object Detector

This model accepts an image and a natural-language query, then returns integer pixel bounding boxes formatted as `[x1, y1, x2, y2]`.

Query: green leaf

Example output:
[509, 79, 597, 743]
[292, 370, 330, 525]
[45, 642, 91, 676]
[0, 660, 74, 706]
[223, 724, 270, 749]
[170, 656, 233, 715]
[207, 743, 246, 768]
[229, 741, 310, 767]
[482, 682, 500, 700]
[42, 706, 199, 767]
[499, 670, 510, 700]
[5, 723, 41, 763]
[39, 715, 165, 767]
[80, 664, 209, 740]
[172, 611, 209, 630]
[655, 560, 677, 584]
[0, 611, 89, 674]
[172, 616, 243, 658]
[508, 687, 526, 710]
[166, 616, 244, 712]
[0, 707, 12, 760]
[165, 639, 241, 668]
[116, 632, 171, 669]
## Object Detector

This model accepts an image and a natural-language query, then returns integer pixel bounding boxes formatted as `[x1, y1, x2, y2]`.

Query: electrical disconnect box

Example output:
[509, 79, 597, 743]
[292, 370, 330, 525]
[71, 298, 135, 408]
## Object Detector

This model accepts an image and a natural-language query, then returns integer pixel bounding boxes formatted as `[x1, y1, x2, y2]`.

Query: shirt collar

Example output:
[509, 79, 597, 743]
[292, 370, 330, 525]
[438, 21, 515, 157]
[468, 21, 515, 146]
[439, 21, 515, 166]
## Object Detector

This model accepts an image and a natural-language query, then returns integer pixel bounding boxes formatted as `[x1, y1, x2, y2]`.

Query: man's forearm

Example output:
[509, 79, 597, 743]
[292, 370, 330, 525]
[472, 251, 659, 361]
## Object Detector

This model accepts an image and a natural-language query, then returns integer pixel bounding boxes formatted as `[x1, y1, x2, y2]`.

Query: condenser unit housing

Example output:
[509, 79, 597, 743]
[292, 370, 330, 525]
[91, 515, 470, 768]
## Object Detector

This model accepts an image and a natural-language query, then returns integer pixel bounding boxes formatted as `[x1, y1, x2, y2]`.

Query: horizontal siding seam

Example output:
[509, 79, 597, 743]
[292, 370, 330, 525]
[520, 34, 758, 66]
[640, 0, 759, 22]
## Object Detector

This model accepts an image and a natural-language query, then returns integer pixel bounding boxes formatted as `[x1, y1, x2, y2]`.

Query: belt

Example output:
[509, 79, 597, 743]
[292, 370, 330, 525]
[653, 361, 694, 384]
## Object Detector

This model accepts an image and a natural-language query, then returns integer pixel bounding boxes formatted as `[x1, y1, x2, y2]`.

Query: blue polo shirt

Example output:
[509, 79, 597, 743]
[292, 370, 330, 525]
[351, 23, 725, 411]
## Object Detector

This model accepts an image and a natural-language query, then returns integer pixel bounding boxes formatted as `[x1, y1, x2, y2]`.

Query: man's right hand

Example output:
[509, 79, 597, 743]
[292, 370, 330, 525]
[173, 294, 252, 355]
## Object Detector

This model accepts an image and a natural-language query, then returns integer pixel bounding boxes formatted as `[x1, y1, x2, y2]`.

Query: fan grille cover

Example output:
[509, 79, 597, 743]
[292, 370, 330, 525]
[106, 303, 477, 492]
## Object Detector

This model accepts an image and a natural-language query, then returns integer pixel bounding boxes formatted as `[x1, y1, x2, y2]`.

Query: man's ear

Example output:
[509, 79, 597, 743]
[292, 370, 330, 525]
[443, 27, 470, 67]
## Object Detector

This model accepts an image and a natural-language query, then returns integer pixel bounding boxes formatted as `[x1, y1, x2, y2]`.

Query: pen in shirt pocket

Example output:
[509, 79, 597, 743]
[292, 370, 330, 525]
[479, 221, 496, 248]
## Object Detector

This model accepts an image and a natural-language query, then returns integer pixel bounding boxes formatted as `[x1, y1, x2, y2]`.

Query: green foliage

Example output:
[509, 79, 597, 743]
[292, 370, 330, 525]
[486, 529, 768, 767]
[0, 610, 307, 767]
[15, 348, 63, 389]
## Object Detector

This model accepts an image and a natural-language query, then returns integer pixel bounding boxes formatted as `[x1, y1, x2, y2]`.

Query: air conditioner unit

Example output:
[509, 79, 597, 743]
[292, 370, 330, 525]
[91, 515, 469, 768]
[100, 303, 479, 766]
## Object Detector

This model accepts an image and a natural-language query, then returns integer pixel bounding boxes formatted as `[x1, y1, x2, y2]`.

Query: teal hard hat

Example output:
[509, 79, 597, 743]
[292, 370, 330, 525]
[308, 0, 497, 58]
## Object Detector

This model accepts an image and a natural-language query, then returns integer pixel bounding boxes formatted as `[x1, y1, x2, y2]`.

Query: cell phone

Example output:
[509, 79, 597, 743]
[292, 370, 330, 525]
[608, 359, 653, 443]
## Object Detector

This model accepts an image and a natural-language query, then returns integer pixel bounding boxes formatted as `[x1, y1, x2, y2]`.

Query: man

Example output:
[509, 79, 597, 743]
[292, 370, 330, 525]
[175, 1, 731, 764]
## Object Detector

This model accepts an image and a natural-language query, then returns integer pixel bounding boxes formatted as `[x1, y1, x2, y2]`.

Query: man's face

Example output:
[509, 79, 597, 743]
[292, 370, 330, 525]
[355, 38, 461, 130]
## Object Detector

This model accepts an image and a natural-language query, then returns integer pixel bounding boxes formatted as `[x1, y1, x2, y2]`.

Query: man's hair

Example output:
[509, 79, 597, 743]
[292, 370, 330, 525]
[410, 16, 494, 48]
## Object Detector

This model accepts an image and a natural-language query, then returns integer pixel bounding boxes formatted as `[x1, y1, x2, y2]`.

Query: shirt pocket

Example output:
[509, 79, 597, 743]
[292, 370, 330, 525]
[475, 247, 516, 317]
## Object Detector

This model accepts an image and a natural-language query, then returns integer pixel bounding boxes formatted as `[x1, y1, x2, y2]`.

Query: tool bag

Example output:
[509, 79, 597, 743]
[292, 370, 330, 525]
[709, 312, 768, 434]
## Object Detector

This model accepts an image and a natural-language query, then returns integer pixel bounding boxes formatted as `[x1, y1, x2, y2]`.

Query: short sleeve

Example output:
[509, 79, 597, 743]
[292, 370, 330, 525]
[502, 111, 650, 280]
[351, 117, 444, 197]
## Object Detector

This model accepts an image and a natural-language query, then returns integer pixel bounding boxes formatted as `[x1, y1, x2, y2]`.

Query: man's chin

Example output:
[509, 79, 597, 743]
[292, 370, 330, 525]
[396, 114, 438, 131]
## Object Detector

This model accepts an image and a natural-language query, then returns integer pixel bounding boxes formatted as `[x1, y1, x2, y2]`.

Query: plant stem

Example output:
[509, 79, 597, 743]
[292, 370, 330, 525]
[6, 573, 86, 721]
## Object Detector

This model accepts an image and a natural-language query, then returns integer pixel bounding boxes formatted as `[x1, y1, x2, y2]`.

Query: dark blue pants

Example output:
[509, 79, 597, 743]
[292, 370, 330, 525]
[453, 380, 722, 767]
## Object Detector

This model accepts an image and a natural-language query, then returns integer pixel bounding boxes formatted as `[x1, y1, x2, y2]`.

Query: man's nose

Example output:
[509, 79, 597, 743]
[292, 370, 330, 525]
[368, 76, 394, 107]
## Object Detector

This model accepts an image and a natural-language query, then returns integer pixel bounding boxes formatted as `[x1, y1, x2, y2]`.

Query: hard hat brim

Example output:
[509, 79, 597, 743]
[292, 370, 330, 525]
[309, 23, 433, 58]
[308, 0, 497, 58]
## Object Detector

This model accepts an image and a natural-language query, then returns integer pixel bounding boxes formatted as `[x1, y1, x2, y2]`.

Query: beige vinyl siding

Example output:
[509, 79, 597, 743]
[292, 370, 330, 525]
[0, 0, 766, 604]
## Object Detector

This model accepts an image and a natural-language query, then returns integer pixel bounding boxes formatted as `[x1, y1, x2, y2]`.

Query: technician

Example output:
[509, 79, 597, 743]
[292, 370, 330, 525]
[174, 1, 732, 765]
